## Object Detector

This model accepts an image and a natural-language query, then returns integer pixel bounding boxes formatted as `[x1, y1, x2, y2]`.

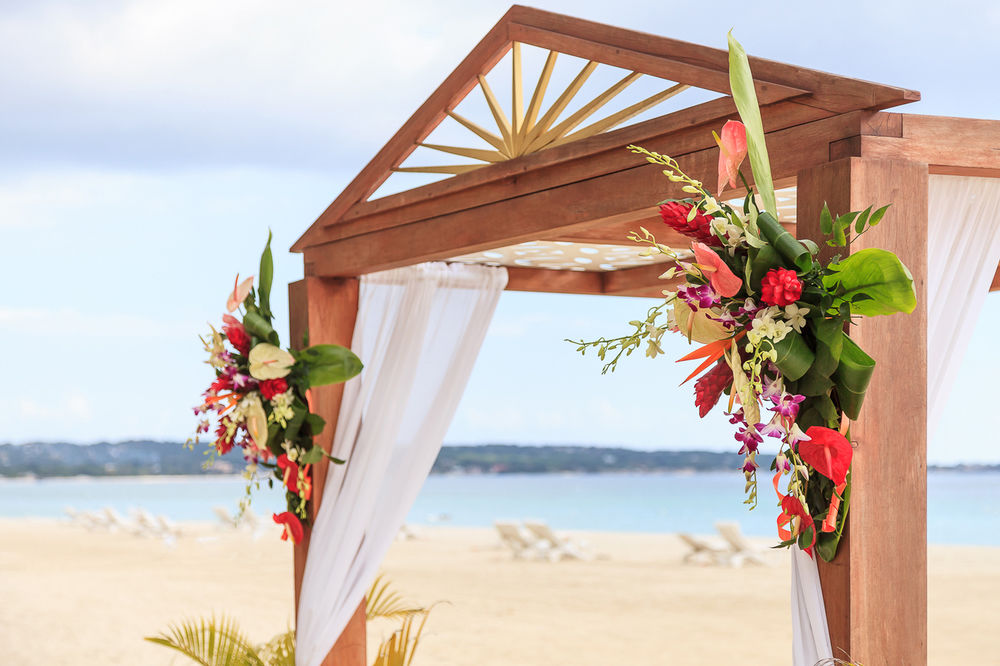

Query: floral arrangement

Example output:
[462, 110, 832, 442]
[191, 233, 362, 543]
[569, 35, 916, 561]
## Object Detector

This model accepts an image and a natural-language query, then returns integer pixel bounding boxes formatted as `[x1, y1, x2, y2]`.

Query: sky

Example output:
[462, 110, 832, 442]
[1, 0, 998, 463]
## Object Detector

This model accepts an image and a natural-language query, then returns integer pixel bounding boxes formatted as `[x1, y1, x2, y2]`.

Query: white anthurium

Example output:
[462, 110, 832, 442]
[243, 394, 268, 451]
[248, 343, 295, 380]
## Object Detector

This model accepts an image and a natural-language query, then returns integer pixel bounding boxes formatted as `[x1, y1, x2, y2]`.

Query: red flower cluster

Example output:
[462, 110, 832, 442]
[273, 511, 304, 543]
[658, 202, 722, 246]
[222, 314, 251, 355]
[259, 378, 288, 401]
[694, 361, 732, 418]
[760, 268, 802, 306]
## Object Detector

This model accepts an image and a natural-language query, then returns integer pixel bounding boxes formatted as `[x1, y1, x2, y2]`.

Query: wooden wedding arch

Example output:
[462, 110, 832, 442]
[289, 7, 1000, 665]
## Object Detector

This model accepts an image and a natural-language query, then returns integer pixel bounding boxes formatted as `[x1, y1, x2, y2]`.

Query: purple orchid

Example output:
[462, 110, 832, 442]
[770, 392, 806, 420]
[727, 409, 746, 426]
[677, 284, 720, 311]
[741, 458, 759, 473]
[735, 425, 763, 455]
[758, 421, 786, 439]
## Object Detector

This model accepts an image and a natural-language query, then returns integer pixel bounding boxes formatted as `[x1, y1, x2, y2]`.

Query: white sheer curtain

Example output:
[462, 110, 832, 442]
[791, 174, 1000, 665]
[295, 262, 507, 666]
[926, 175, 1000, 434]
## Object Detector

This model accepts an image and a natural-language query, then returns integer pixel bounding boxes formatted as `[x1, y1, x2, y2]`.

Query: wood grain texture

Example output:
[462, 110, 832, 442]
[992, 263, 1000, 292]
[798, 157, 928, 666]
[293, 6, 920, 253]
[302, 112, 864, 278]
[288, 277, 366, 666]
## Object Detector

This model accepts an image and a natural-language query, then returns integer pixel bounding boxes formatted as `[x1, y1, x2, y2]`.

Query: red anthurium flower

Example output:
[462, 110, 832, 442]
[277, 454, 299, 494]
[692, 242, 742, 297]
[716, 120, 747, 192]
[779, 493, 816, 553]
[798, 426, 853, 486]
[273, 511, 304, 544]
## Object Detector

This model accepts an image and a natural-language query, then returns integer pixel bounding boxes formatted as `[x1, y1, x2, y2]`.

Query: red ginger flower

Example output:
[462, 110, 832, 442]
[259, 378, 288, 401]
[222, 314, 251, 355]
[760, 268, 802, 306]
[659, 202, 722, 247]
[694, 360, 732, 417]
[273, 511, 304, 543]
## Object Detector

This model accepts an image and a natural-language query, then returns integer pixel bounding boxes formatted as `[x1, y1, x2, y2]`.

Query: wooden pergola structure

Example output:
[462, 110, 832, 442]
[289, 7, 1000, 665]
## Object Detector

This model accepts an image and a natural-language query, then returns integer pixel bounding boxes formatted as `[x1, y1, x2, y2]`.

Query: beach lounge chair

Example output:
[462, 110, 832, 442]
[494, 520, 548, 560]
[103, 507, 143, 536]
[714, 521, 770, 567]
[523, 520, 593, 561]
[130, 507, 162, 537]
[213, 505, 239, 529]
[677, 532, 731, 565]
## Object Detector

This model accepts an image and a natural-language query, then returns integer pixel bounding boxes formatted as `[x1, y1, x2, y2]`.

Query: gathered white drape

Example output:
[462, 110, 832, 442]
[791, 174, 1000, 665]
[295, 262, 508, 666]
[926, 175, 1000, 434]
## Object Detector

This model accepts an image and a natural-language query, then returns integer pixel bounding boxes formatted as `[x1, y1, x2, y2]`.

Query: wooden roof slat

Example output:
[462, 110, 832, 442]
[294, 5, 922, 254]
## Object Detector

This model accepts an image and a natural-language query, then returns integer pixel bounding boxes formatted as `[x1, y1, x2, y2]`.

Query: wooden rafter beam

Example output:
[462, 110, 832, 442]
[502, 264, 684, 298]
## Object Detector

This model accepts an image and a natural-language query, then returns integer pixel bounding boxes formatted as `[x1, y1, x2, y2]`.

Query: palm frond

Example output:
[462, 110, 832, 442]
[371, 610, 432, 666]
[366, 574, 425, 621]
[144, 615, 265, 666]
[256, 627, 296, 666]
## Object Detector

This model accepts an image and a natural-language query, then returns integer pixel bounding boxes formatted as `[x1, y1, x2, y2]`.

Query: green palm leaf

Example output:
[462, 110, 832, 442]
[371, 610, 431, 666]
[366, 574, 425, 621]
[144, 615, 264, 666]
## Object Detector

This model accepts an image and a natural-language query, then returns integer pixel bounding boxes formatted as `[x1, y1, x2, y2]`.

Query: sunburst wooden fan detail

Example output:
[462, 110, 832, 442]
[392, 42, 690, 176]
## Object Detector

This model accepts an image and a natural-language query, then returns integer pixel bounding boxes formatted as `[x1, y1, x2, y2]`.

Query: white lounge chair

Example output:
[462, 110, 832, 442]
[677, 532, 731, 565]
[213, 505, 239, 529]
[714, 521, 770, 567]
[103, 507, 143, 536]
[494, 521, 548, 560]
[522, 520, 593, 561]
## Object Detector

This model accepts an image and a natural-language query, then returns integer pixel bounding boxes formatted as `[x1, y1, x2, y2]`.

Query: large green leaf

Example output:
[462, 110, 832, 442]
[728, 32, 776, 217]
[771, 331, 814, 381]
[243, 311, 275, 342]
[810, 316, 845, 377]
[301, 344, 363, 387]
[144, 615, 264, 666]
[747, 243, 782, 292]
[824, 248, 917, 317]
[833, 334, 876, 420]
[258, 230, 274, 319]
[757, 212, 811, 272]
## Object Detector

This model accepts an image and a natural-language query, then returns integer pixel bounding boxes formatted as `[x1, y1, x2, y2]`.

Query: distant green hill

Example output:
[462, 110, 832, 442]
[1, 441, 991, 478]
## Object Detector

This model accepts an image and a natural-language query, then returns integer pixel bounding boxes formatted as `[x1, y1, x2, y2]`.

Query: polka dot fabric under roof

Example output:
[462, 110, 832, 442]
[450, 241, 669, 271]
[449, 187, 798, 272]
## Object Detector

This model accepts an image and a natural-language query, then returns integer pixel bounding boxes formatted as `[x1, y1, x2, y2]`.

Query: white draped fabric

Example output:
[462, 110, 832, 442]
[926, 175, 1000, 434]
[791, 174, 1000, 665]
[295, 262, 508, 666]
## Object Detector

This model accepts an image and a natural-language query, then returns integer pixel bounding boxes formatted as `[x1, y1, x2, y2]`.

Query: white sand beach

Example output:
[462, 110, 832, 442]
[1, 518, 998, 665]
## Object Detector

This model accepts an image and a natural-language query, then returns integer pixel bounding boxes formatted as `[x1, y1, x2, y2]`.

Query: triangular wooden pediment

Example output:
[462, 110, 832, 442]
[293, 6, 918, 253]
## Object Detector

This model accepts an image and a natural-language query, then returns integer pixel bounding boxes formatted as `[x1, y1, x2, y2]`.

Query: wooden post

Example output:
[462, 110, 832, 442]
[288, 276, 367, 666]
[797, 157, 928, 666]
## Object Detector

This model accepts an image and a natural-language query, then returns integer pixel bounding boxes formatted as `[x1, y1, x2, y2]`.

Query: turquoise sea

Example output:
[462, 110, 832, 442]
[1, 471, 998, 545]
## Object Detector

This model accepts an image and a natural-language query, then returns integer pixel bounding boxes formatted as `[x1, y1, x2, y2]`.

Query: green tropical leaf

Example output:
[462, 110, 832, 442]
[771, 331, 814, 381]
[255, 628, 296, 666]
[243, 311, 276, 342]
[301, 344, 363, 387]
[810, 317, 845, 377]
[299, 445, 325, 465]
[820, 203, 834, 235]
[144, 616, 264, 666]
[367, 574, 426, 621]
[258, 231, 274, 319]
[833, 335, 876, 420]
[727, 32, 776, 217]
[757, 212, 812, 272]
[824, 248, 917, 317]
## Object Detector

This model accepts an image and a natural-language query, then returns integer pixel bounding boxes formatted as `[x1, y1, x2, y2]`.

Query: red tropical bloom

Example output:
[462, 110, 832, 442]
[659, 201, 722, 246]
[259, 378, 289, 401]
[222, 314, 251, 355]
[694, 360, 732, 417]
[760, 268, 802, 306]
[276, 454, 298, 493]
[798, 426, 853, 486]
[273, 511, 304, 544]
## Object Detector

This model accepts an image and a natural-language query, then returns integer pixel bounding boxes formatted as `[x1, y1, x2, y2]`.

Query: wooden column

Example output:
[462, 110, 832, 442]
[797, 157, 928, 666]
[288, 276, 367, 666]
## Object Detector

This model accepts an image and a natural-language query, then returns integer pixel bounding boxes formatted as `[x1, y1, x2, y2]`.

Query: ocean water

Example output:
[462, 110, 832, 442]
[1, 471, 998, 545]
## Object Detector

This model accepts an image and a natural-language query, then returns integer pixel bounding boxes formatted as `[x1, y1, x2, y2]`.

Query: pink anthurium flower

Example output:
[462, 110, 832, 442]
[692, 242, 742, 297]
[798, 426, 853, 486]
[715, 120, 747, 193]
[226, 274, 255, 312]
